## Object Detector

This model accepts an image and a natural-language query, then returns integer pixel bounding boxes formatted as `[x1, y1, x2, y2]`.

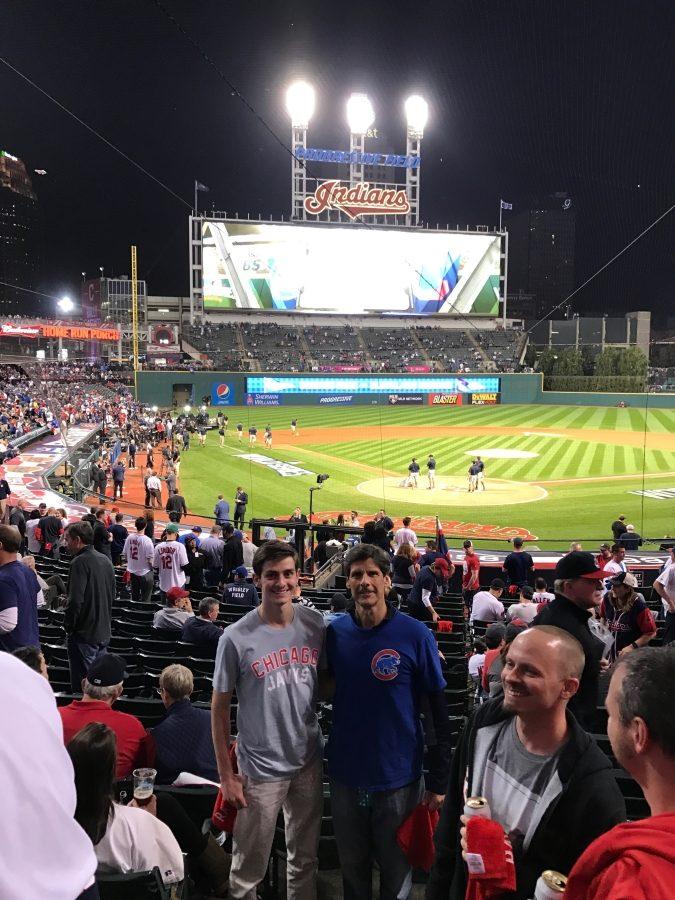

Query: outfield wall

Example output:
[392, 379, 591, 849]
[134, 371, 675, 409]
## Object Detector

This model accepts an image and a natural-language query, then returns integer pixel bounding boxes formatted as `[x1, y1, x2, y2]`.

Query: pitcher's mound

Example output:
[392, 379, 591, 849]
[356, 476, 547, 506]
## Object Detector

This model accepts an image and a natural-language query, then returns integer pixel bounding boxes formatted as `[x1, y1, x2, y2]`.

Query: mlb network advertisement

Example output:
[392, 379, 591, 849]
[245, 375, 500, 406]
[202, 220, 501, 316]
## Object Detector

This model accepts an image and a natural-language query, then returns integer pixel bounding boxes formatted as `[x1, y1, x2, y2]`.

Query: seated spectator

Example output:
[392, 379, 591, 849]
[565, 647, 675, 898]
[325, 592, 349, 624]
[470, 578, 506, 623]
[68, 723, 184, 887]
[0, 653, 98, 900]
[181, 597, 223, 657]
[485, 622, 528, 698]
[222, 566, 259, 607]
[600, 572, 656, 662]
[150, 664, 219, 784]
[480, 623, 506, 697]
[468, 639, 486, 692]
[506, 584, 538, 624]
[58, 654, 150, 778]
[20, 554, 67, 608]
[11, 644, 49, 679]
[152, 586, 194, 631]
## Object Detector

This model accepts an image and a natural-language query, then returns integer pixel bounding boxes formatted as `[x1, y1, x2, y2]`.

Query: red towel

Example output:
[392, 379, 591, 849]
[437, 619, 453, 633]
[211, 743, 238, 833]
[464, 816, 516, 899]
[396, 803, 440, 872]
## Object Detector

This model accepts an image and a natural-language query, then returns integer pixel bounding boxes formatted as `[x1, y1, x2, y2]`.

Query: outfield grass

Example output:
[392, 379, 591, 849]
[180, 404, 675, 548]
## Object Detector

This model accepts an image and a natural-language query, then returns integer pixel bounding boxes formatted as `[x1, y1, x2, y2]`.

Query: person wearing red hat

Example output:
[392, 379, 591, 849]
[565, 647, 675, 899]
[532, 551, 614, 729]
[407, 557, 449, 622]
[153, 586, 194, 631]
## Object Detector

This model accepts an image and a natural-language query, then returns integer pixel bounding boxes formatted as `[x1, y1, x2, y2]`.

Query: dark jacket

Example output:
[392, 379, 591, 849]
[9, 506, 26, 537]
[181, 616, 223, 658]
[426, 699, 626, 900]
[64, 545, 115, 643]
[150, 698, 219, 784]
[531, 594, 604, 729]
[93, 520, 112, 558]
[221, 536, 244, 581]
[166, 494, 188, 517]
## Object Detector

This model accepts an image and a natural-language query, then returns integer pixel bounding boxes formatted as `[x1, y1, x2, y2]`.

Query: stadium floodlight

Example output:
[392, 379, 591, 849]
[200, 405, 207, 412]
[183, 404, 191, 413]
[57, 296, 74, 314]
[346, 93, 375, 135]
[151, 405, 158, 412]
[286, 81, 315, 128]
[405, 95, 428, 137]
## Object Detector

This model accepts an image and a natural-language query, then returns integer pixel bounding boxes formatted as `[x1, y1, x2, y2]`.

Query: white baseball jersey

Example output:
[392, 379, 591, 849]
[123, 533, 155, 575]
[153, 540, 188, 591]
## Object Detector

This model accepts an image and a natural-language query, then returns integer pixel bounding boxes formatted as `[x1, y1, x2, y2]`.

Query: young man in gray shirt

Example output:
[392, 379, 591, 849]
[211, 541, 325, 899]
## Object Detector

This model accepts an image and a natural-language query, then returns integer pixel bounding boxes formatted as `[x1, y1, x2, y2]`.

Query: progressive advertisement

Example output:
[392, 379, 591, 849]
[202, 220, 501, 316]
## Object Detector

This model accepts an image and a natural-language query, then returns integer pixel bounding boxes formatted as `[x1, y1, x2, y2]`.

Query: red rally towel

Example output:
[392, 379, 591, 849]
[437, 619, 454, 633]
[464, 816, 516, 900]
[211, 743, 238, 834]
[396, 803, 440, 872]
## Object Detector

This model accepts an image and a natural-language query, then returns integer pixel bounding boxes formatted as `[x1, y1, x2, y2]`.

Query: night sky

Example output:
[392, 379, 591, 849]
[2, 0, 673, 320]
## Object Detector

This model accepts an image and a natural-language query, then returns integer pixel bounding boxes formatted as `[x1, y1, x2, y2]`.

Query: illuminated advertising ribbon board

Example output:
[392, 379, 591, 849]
[0, 322, 120, 341]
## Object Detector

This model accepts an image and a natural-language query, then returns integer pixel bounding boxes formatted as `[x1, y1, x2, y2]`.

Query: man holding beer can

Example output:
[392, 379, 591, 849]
[426, 626, 626, 899]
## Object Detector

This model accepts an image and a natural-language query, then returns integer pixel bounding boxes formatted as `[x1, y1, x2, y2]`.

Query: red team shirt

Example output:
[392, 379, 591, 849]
[462, 552, 481, 590]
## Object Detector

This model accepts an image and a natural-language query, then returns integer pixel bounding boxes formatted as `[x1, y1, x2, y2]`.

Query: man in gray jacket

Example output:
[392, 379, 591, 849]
[63, 521, 115, 691]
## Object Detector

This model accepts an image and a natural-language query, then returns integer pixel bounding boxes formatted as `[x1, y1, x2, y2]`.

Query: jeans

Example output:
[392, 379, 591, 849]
[131, 570, 154, 603]
[330, 777, 424, 900]
[67, 636, 108, 692]
[230, 756, 323, 899]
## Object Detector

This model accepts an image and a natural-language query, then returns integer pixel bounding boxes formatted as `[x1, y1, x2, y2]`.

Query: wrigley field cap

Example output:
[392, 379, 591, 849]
[555, 551, 613, 581]
[86, 653, 128, 687]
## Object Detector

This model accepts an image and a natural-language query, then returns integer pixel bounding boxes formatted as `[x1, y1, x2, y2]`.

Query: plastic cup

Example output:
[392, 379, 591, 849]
[132, 767, 157, 806]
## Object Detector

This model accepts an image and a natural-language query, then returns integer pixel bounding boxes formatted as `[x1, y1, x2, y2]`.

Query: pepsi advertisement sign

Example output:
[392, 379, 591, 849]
[211, 383, 235, 406]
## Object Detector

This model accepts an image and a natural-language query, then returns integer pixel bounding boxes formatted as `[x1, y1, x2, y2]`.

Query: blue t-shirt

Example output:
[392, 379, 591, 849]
[0, 561, 40, 651]
[326, 608, 445, 791]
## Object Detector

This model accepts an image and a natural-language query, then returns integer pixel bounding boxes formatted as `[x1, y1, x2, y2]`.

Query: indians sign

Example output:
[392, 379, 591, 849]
[304, 180, 410, 219]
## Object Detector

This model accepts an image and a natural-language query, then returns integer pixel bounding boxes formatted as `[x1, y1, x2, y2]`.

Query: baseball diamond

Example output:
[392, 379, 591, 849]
[180, 403, 675, 547]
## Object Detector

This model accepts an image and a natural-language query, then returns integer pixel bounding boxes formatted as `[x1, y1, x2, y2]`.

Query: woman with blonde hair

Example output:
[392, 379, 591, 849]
[600, 571, 656, 662]
[391, 541, 418, 602]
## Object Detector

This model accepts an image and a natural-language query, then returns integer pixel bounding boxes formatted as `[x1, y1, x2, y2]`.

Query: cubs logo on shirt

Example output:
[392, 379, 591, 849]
[371, 649, 401, 681]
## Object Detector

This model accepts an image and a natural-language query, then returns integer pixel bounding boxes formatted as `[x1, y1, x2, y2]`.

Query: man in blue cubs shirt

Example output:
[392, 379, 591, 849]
[324, 544, 451, 899]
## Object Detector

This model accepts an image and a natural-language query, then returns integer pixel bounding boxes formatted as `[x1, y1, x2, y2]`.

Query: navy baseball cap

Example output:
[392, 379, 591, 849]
[86, 653, 128, 687]
[234, 565, 248, 578]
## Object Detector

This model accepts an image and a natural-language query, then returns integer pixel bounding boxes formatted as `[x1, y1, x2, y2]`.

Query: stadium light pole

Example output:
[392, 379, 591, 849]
[404, 95, 427, 227]
[57, 296, 74, 314]
[286, 81, 315, 221]
[346, 93, 375, 190]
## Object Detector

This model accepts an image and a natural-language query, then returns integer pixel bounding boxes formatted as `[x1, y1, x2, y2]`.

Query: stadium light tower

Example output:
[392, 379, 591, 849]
[286, 81, 315, 221]
[346, 93, 375, 188]
[404, 95, 428, 226]
[57, 296, 74, 314]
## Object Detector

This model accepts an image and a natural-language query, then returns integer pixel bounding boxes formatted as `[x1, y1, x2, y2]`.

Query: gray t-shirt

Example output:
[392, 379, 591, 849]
[213, 604, 326, 780]
[480, 718, 564, 857]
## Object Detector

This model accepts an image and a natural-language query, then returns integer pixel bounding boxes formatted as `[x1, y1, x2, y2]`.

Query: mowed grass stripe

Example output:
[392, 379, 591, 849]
[646, 409, 675, 433]
[588, 440, 608, 476]
[613, 444, 626, 474]
[504, 435, 568, 480]
[649, 449, 672, 472]
[525, 437, 578, 480]
[562, 440, 596, 479]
